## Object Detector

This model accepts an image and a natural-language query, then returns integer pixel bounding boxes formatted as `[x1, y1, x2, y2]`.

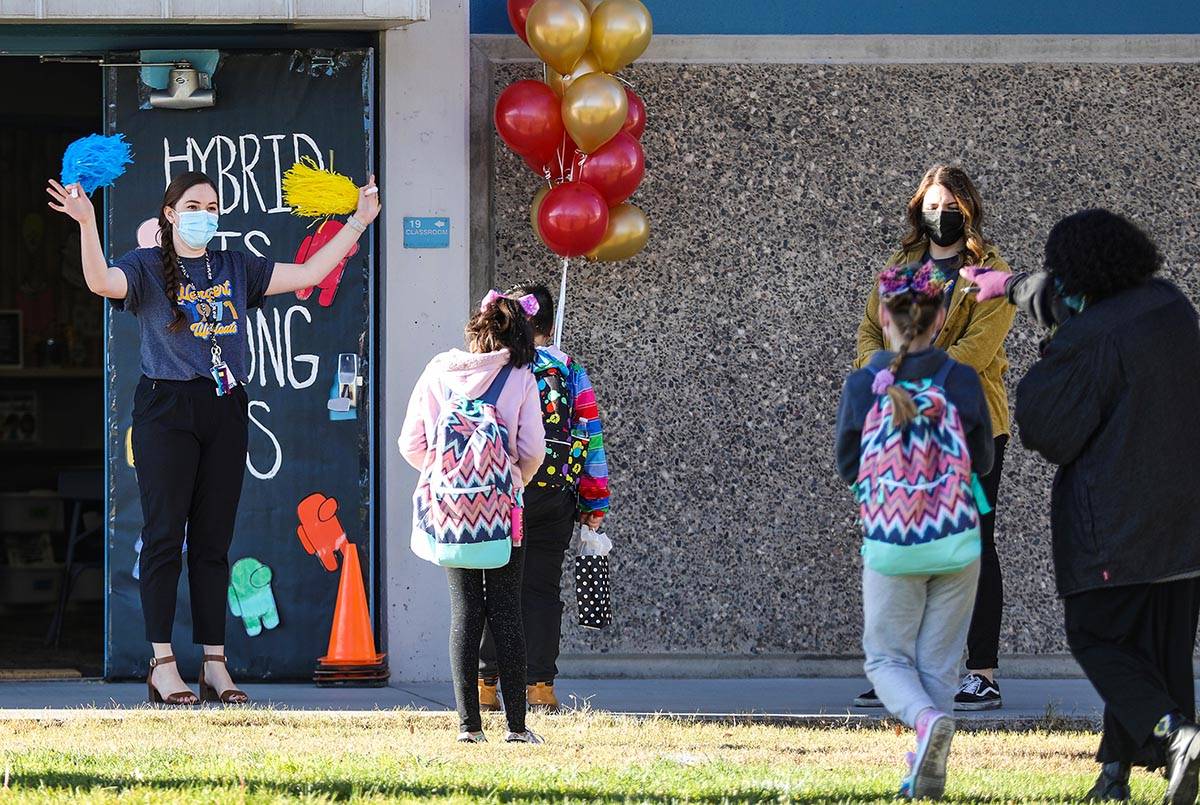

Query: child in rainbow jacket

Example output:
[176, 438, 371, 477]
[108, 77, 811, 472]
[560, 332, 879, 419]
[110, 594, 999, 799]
[479, 282, 610, 711]
[836, 263, 994, 800]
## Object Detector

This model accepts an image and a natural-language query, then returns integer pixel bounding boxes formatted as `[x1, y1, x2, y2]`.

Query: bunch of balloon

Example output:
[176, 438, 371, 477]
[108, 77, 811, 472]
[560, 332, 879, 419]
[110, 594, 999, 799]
[496, 0, 652, 345]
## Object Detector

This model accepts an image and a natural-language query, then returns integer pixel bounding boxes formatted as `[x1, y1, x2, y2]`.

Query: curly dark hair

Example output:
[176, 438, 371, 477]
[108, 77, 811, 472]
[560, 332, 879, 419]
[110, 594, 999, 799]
[505, 281, 554, 337]
[465, 297, 535, 367]
[1044, 209, 1162, 301]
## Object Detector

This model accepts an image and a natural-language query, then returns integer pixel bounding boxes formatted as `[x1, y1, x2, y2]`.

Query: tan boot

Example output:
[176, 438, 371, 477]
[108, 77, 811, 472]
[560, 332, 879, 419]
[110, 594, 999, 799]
[478, 677, 501, 712]
[527, 682, 559, 712]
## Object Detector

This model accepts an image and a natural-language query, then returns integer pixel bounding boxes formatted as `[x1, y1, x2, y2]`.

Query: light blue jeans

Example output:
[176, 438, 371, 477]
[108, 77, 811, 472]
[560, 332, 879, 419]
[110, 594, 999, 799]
[862, 561, 981, 727]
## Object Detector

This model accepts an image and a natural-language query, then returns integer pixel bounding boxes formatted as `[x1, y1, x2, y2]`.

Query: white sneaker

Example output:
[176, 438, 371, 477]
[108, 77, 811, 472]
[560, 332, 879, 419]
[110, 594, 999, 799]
[457, 730, 487, 743]
[504, 730, 544, 744]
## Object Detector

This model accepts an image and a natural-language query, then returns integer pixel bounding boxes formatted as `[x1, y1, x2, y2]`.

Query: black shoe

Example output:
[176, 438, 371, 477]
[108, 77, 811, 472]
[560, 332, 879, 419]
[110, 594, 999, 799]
[853, 687, 883, 708]
[954, 673, 1002, 711]
[1164, 722, 1200, 804]
[1086, 762, 1131, 801]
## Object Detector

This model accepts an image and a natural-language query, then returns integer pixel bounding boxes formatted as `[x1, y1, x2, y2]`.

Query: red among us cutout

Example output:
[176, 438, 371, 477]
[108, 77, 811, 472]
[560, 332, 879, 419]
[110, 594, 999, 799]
[293, 219, 359, 307]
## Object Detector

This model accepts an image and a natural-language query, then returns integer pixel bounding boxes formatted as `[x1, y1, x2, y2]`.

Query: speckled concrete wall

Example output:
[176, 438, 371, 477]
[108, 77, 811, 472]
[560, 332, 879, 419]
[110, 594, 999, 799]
[487, 61, 1200, 661]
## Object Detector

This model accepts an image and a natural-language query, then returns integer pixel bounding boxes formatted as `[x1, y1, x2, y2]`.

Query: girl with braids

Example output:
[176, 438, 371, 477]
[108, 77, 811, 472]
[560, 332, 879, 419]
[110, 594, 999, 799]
[836, 263, 994, 800]
[854, 164, 1015, 712]
[46, 170, 380, 705]
[399, 290, 546, 744]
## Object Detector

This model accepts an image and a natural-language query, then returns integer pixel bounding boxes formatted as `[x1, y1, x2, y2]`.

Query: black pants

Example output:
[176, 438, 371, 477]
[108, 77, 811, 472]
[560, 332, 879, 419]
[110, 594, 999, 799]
[1065, 578, 1200, 768]
[447, 547, 526, 733]
[965, 434, 1007, 671]
[131, 376, 249, 645]
[480, 486, 577, 684]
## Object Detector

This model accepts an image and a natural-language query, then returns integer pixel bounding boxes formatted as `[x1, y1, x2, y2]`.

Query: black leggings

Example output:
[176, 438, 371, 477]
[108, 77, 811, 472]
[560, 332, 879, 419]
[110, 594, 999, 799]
[966, 434, 1007, 671]
[131, 376, 249, 645]
[446, 547, 526, 733]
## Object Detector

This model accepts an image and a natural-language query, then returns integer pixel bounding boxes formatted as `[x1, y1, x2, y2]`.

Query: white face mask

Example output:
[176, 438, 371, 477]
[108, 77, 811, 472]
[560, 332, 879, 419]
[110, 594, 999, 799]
[173, 210, 219, 249]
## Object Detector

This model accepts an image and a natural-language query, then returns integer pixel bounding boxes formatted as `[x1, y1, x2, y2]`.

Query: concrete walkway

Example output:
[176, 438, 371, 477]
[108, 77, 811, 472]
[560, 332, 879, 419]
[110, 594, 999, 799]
[0, 677, 1115, 726]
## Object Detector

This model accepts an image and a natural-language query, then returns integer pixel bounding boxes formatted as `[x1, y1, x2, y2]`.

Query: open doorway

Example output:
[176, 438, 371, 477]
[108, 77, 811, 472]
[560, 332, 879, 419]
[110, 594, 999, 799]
[0, 57, 103, 679]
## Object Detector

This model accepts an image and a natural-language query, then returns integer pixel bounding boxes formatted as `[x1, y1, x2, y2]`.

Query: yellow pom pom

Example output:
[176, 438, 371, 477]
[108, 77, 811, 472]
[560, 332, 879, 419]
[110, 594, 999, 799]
[282, 157, 359, 218]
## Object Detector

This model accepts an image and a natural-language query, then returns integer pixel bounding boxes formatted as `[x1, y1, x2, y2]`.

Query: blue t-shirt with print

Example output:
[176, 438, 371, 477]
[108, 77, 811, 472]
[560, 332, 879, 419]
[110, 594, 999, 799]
[111, 247, 275, 383]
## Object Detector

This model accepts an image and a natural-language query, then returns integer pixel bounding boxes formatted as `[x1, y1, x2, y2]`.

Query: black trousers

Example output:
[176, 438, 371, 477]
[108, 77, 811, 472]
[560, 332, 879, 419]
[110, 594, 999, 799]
[1065, 578, 1200, 768]
[480, 486, 577, 684]
[131, 376, 249, 645]
[447, 547, 526, 733]
[965, 434, 1008, 671]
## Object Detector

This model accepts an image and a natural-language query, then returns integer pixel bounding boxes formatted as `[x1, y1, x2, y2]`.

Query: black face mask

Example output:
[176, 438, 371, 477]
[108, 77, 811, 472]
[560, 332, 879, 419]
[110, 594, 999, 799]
[922, 210, 965, 247]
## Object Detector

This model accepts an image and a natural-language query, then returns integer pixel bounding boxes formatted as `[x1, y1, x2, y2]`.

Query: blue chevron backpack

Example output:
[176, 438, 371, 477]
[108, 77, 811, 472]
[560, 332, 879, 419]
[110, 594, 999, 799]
[410, 366, 517, 569]
[855, 360, 988, 576]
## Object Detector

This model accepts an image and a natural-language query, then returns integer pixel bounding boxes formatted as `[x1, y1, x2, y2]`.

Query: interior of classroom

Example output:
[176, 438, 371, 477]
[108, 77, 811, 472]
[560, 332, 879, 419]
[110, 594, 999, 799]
[0, 57, 104, 678]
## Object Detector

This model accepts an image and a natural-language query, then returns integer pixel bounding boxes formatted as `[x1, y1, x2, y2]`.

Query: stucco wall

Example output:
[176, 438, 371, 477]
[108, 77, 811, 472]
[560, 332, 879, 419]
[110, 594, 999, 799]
[488, 60, 1200, 663]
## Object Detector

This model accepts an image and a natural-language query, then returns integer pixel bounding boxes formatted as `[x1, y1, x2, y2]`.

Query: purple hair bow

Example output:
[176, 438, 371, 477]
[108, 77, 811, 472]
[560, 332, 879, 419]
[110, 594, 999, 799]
[480, 289, 540, 317]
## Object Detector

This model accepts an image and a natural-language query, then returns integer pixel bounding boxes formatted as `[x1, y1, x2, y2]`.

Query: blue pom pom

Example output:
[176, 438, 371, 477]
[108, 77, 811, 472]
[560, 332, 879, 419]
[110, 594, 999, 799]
[61, 133, 134, 195]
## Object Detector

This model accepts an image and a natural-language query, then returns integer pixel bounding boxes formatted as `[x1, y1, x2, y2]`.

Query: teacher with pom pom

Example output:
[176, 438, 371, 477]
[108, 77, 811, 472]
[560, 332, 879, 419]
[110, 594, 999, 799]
[46, 170, 380, 706]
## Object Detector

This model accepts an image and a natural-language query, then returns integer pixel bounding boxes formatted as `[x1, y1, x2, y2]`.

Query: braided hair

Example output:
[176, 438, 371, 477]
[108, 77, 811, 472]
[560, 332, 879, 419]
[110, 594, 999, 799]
[158, 172, 217, 333]
[877, 263, 947, 427]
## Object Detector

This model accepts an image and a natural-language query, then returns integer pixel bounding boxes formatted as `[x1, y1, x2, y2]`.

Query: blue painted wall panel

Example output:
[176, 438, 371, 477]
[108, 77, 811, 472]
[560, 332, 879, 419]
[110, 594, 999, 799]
[471, 1, 1200, 36]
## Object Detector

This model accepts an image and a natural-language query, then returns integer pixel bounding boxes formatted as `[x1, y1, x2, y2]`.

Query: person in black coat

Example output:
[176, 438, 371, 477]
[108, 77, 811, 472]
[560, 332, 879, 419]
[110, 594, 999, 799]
[969, 209, 1200, 802]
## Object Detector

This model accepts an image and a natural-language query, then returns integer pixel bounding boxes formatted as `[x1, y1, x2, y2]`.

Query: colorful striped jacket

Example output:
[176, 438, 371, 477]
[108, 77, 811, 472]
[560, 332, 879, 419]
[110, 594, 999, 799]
[536, 345, 611, 515]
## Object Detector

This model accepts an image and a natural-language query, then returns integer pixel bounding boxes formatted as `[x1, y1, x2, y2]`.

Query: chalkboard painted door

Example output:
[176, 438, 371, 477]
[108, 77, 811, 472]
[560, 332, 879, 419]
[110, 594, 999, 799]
[104, 50, 375, 679]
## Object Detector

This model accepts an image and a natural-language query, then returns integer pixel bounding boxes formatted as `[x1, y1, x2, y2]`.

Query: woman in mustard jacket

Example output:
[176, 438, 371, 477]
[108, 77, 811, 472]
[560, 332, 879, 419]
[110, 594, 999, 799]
[852, 164, 1016, 712]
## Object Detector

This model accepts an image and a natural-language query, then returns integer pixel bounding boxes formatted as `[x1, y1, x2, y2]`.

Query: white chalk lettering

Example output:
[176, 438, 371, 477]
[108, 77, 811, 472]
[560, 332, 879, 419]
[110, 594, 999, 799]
[246, 400, 282, 480]
[265, 134, 289, 213]
[255, 308, 286, 388]
[239, 135, 266, 214]
[215, 135, 240, 214]
[285, 306, 319, 389]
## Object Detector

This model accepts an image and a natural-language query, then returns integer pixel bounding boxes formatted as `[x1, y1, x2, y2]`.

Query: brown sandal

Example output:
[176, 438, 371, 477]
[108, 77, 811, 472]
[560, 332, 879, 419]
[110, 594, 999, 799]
[198, 654, 250, 704]
[147, 656, 199, 706]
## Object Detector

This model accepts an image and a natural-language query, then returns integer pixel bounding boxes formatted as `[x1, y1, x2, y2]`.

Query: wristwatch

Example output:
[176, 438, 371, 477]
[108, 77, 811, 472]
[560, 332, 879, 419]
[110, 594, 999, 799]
[346, 216, 367, 234]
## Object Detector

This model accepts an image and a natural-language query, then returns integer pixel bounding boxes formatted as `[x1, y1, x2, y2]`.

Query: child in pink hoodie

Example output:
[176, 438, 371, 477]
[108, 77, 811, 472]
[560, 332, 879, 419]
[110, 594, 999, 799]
[399, 291, 546, 745]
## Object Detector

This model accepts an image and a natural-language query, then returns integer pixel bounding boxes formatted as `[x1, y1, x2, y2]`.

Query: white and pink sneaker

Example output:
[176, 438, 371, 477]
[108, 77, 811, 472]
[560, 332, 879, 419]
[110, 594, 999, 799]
[900, 709, 955, 800]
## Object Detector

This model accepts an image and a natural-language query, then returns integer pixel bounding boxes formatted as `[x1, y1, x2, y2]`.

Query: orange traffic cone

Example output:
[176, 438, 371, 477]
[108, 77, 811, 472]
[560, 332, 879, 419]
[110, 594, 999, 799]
[314, 542, 388, 686]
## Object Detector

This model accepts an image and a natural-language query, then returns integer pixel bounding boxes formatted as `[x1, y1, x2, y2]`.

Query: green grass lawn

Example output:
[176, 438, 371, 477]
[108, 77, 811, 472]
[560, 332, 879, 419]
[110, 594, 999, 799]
[0, 709, 1170, 803]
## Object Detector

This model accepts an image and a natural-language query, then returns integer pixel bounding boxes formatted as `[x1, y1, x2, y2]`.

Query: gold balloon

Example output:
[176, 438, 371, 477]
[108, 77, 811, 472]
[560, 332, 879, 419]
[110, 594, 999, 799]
[589, 0, 652, 74]
[546, 50, 601, 97]
[530, 185, 551, 246]
[526, 0, 592, 76]
[586, 203, 649, 262]
[562, 72, 628, 154]
[582, 0, 606, 10]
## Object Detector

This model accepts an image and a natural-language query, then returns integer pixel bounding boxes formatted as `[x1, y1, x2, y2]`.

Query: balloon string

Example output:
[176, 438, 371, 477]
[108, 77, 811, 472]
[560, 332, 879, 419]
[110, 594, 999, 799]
[554, 257, 569, 349]
[556, 131, 567, 183]
[614, 74, 636, 89]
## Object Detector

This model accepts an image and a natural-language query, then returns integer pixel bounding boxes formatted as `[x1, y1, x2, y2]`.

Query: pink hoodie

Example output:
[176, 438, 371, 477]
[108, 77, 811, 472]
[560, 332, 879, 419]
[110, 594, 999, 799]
[398, 348, 546, 488]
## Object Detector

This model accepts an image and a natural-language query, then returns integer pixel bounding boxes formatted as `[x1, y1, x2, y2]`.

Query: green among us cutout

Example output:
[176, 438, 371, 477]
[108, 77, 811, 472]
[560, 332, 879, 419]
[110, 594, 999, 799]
[227, 557, 280, 637]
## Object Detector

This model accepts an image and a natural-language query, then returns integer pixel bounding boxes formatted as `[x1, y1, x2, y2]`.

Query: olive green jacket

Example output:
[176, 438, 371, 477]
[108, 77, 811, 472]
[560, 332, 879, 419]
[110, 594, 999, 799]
[853, 242, 1016, 436]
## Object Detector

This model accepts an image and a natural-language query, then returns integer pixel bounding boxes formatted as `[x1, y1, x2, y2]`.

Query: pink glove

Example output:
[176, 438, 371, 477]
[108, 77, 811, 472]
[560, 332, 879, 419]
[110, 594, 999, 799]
[961, 266, 1012, 302]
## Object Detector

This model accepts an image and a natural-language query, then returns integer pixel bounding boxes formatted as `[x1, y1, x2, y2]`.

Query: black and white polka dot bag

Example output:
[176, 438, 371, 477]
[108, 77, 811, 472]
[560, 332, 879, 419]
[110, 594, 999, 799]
[575, 525, 613, 630]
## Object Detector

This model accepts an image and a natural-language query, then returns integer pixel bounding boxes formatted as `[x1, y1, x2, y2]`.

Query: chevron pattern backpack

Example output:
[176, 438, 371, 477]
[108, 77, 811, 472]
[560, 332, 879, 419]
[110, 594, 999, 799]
[411, 366, 517, 569]
[856, 361, 983, 576]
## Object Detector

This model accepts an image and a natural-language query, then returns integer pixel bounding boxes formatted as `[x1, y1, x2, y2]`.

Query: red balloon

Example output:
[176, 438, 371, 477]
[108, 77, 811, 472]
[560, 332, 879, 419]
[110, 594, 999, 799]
[538, 182, 609, 258]
[507, 0, 537, 44]
[495, 80, 565, 163]
[622, 87, 647, 140]
[578, 131, 645, 207]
